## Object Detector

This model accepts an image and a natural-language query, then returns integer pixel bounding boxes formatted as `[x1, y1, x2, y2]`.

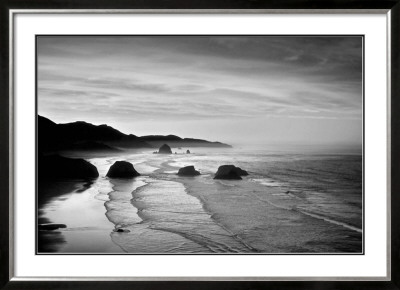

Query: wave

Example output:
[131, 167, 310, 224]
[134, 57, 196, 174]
[247, 188, 362, 234]
[89, 150, 362, 253]
[104, 178, 148, 229]
[294, 209, 362, 233]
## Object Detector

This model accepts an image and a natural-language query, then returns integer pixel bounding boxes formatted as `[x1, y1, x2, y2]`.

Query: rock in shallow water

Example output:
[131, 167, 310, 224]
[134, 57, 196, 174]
[177, 165, 200, 176]
[214, 165, 249, 180]
[106, 161, 140, 178]
[114, 228, 130, 233]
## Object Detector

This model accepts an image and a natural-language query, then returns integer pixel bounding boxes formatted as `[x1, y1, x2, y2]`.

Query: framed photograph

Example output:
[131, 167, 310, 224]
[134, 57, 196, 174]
[1, 1, 399, 289]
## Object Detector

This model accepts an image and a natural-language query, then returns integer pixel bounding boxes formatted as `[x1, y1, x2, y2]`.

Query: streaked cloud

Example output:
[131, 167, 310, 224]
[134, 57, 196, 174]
[38, 36, 362, 145]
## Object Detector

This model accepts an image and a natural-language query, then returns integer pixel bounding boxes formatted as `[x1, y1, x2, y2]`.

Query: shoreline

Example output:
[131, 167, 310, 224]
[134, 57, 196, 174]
[161, 157, 362, 253]
[38, 178, 124, 253]
[38, 149, 362, 254]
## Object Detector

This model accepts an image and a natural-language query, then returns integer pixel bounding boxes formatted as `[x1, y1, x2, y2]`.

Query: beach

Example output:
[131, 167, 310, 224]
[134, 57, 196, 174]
[38, 147, 363, 254]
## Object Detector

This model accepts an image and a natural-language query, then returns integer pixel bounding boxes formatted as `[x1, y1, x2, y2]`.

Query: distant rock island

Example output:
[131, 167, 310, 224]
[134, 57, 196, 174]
[158, 144, 172, 154]
[38, 115, 232, 153]
[140, 135, 231, 149]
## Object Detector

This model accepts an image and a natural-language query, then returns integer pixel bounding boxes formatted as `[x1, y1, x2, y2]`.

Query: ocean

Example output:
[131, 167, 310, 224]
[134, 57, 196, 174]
[38, 146, 363, 254]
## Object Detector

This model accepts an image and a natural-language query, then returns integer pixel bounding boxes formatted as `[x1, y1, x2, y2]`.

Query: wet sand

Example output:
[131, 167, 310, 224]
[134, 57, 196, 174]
[38, 179, 123, 253]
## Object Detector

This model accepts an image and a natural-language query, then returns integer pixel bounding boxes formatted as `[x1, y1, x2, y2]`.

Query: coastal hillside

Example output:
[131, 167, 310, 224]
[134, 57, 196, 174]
[38, 115, 232, 153]
[140, 135, 232, 148]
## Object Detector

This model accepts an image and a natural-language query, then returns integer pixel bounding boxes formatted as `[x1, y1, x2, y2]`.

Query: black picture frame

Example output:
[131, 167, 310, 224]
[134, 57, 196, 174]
[1, 1, 399, 289]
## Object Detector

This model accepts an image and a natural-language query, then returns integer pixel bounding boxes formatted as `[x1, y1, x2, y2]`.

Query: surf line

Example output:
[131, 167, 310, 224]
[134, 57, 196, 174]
[295, 209, 362, 233]
[250, 192, 362, 234]
[181, 184, 258, 253]
[105, 177, 149, 228]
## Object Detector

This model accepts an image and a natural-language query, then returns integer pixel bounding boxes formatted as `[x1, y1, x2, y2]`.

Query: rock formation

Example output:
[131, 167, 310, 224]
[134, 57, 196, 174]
[158, 144, 172, 154]
[214, 165, 249, 180]
[38, 154, 99, 179]
[177, 165, 200, 176]
[233, 166, 249, 176]
[114, 228, 131, 233]
[106, 161, 140, 178]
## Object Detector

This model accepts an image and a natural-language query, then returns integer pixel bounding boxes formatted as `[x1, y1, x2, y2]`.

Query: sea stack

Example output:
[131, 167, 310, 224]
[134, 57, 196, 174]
[177, 165, 200, 176]
[214, 165, 249, 180]
[158, 144, 172, 154]
[106, 161, 140, 178]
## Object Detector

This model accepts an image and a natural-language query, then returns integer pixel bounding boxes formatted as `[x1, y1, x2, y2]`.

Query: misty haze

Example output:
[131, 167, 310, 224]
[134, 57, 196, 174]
[37, 36, 363, 254]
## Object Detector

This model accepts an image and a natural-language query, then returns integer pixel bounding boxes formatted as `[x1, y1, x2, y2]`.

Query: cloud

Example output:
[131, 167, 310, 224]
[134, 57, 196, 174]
[37, 36, 362, 144]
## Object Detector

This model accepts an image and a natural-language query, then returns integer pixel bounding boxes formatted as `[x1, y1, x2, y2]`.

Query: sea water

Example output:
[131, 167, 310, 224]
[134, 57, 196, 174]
[40, 146, 362, 253]
[96, 146, 362, 253]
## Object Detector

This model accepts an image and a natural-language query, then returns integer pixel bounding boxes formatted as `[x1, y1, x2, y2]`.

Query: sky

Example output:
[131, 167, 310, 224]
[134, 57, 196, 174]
[37, 36, 363, 147]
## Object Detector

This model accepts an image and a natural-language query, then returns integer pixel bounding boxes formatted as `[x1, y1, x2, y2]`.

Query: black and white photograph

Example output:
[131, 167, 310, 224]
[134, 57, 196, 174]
[37, 35, 363, 254]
